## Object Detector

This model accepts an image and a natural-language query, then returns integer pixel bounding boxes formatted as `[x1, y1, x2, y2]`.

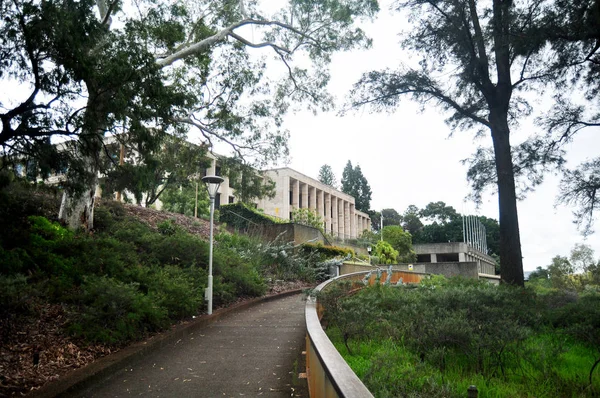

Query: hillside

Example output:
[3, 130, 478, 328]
[0, 184, 312, 396]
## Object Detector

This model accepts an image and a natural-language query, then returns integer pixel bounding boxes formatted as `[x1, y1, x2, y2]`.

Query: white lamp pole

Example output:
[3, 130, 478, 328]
[202, 175, 224, 315]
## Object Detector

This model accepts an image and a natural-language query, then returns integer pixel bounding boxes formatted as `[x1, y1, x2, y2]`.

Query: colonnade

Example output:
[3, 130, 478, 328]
[289, 177, 370, 240]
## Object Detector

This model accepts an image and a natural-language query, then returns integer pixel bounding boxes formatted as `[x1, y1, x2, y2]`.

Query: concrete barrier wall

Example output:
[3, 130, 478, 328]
[260, 223, 326, 245]
[342, 262, 486, 280]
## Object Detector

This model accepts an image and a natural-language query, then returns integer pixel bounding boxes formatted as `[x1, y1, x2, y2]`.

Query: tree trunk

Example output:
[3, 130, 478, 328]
[58, 92, 105, 231]
[490, 111, 524, 286]
[58, 178, 97, 231]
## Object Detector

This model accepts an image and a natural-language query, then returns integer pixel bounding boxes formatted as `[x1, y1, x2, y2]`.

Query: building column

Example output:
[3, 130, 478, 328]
[317, 189, 324, 229]
[350, 204, 356, 238]
[291, 178, 299, 216]
[332, 196, 339, 237]
[280, 174, 290, 219]
[338, 199, 345, 239]
[208, 158, 216, 175]
[301, 183, 308, 209]
[431, 253, 438, 263]
[344, 201, 350, 239]
[325, 193, 331, 233]
[309, 186, 317, 211]
[219, 176, 229, 206]
[317, 190, 324, 217]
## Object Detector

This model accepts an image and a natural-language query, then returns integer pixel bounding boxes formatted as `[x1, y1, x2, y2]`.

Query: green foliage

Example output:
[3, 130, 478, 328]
[1, 0, 378, 231]
[0, 191, 298, 345]
[317, 164, 337, 188]
[220, 158, 276, 204]
[374, 240, 398, 264]
[341, 161, 372, 213]
[157, 219, 180, 236]
[291, 208, 324, 232]
[101, 136, 212, 207]
[381, 225, 416, 263]
[220, 202, 285, 231]
[301, 243, 354, 259]
[160, 183, 209, 217]
[380, 208, 401, 227]
[323, 279, 600, 397]
[68, 275, 169, 344]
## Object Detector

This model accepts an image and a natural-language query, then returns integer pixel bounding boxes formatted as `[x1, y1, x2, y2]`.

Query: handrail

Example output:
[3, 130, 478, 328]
[305, 272, 374, 397]
[305, 270, 429, 397]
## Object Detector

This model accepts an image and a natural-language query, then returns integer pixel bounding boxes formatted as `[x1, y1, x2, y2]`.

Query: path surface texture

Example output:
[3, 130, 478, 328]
[70, 294, 308, 398]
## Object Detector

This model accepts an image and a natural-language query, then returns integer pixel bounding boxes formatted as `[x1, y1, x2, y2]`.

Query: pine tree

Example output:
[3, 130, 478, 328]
[318, 164, 337, 188]
[341, 161, 372, 213]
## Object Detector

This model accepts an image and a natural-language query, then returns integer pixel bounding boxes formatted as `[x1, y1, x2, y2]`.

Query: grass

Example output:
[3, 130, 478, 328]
[322, 279, 600, 397]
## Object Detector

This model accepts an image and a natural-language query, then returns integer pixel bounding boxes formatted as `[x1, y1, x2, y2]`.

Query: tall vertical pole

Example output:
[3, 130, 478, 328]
[194, 182, 199, 218]
[479, 219, 483, 252]
[467, 216, 472, 246]
[483, 226, 488, 254]
[471, 216, 476, 248]
[462, 215, 466, 243]
[207, 195, 215, 315]
[380, 213, 383, 242]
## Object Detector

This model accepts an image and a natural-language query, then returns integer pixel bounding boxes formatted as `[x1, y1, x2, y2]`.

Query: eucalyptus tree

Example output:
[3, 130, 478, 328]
[0, 0, 378, 230]
[348, 0, 565, 285]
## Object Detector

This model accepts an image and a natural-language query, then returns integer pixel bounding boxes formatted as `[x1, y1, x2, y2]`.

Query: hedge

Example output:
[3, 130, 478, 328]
[219, 202, 286, 231]
[301, 242, 355, 258]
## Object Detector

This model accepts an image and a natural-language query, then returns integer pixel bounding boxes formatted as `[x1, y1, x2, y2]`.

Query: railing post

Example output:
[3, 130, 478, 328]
[467, 385, 478, 398]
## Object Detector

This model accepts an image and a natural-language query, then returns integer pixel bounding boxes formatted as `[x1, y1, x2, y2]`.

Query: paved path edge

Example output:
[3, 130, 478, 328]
[28, 289, 307, 398]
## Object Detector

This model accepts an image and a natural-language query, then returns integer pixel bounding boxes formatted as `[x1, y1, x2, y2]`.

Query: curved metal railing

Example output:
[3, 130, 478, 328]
[304, 269, 427, 397]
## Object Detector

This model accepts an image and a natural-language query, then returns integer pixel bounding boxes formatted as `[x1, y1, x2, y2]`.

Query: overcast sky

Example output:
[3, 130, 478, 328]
[273, 2, 600, 272]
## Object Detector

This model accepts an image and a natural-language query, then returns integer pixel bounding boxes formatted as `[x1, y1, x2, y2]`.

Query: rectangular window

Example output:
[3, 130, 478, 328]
[228, 196, 235, 204]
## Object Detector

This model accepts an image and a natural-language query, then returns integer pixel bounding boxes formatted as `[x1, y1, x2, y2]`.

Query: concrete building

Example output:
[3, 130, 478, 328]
[413, 242, 496, 276]
[256, 168, 371, 240]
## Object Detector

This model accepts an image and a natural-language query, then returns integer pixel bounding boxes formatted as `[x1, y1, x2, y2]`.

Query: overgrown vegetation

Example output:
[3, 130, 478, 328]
[219, 202, 286, 232]
[0, 182, 335, 348]
[321, 277, 600, 397]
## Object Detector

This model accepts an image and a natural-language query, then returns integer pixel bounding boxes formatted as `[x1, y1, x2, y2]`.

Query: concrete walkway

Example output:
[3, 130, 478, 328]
[68, 294, 308, 398]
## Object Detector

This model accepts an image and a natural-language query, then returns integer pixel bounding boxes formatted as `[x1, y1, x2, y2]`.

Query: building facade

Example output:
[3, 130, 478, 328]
[256, 168, 371, 240]
[413, 242, 496, 276]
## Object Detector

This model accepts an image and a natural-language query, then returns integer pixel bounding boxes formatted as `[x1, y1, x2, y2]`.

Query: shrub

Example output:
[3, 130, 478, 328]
[139, 265, 206, 319]
[69, 275, 169, 344]
[374, 241, 398, 264]
[220, 202, 284, 231]
[301, 243, 354, 259]
[157, 219, 179, 236]
[0, 274, 34, 342]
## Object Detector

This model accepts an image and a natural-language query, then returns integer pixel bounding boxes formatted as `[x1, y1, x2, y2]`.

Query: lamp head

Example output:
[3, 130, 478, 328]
[202, 175, 224, 198]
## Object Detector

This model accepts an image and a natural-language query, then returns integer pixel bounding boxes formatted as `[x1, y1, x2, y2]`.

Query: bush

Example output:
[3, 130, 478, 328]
[0, 274, 34, 342]
[301, 243, 354, 259]
[69, 275, 169, 344]
[133, 265, 206, 319]
[220, 202, 284, 231]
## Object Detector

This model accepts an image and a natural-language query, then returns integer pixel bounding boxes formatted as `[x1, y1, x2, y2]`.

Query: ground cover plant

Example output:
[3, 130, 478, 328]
[0, 180, 332, 395]
[320, 277, 600, 397]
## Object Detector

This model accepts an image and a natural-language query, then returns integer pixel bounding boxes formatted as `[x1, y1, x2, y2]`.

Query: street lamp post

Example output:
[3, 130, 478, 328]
[202, 175, 224, 315]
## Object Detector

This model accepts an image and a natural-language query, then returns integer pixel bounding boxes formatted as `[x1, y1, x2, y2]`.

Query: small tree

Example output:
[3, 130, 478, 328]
[374, 240, 398, 265]
[382, 225, 417, 263]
